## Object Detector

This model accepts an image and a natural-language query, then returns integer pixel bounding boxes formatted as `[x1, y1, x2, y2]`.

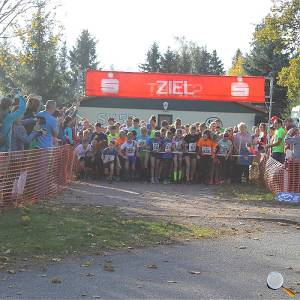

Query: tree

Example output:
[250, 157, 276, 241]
[254, 0, 300, 58]
[228, 49, 247, 76]
[191, 45, 211, 74]
[160, 46, 179, 73]
[0, 0, 37, 38]
[69, 29, 99, 97]
[278, 55, 300, 109]
[244, 21, 290, 116]
[209, 49, 225, 75]
[15, 2, 62, 101]
[139, 41, 161, 72]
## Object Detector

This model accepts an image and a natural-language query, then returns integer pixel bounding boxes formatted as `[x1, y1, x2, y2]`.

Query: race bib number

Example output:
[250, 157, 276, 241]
[175, 141, 182, 151]
[165, 143, 172, 153]
[153, 143, 159, 152]
[103, 155, 115, 163]
[138, 140, 146, 148]
[127, 146, 133, 153]
[202, 146, 211, 155]
[188, 143, 196, 152]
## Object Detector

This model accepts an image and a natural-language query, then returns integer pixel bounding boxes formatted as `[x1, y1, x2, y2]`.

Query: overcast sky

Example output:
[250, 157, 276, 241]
[58, 0, 273, 72]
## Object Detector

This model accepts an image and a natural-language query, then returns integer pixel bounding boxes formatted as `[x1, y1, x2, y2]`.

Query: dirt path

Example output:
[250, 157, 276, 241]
[55, 181, 300, 234]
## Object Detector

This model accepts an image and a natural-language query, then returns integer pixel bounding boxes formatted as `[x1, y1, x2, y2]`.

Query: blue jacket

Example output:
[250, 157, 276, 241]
[0, 96, 26, 152]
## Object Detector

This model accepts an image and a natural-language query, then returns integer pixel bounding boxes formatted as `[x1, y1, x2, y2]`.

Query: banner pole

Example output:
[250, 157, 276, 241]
[267, 76, 274, 133]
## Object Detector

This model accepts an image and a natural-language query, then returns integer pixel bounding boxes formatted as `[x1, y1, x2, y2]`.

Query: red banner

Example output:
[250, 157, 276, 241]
[85, 71, 265, 103]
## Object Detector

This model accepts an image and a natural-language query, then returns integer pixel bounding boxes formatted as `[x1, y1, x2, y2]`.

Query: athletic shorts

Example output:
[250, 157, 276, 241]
[151, 152, 161, 159]
[184, 152, 197, 159]
[128, 156, 136, 165]
[104, 161, 114, 169]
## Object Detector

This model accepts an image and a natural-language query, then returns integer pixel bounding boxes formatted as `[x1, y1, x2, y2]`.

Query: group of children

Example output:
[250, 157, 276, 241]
[74, 116, 246, 185]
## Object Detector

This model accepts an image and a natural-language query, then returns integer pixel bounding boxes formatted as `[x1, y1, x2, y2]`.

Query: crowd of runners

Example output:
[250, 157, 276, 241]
[1, 93, 299, 186]
[75, 115, 300, 184]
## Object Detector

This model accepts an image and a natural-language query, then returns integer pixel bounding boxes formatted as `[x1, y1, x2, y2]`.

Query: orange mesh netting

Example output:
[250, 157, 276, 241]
[0, 145, 75, 210]
[260, 155, 300, 194]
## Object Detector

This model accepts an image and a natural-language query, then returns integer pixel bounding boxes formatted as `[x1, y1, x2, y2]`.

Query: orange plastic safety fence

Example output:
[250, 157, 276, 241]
[0, 145, 75, 211]
[259, 155, 300, 194]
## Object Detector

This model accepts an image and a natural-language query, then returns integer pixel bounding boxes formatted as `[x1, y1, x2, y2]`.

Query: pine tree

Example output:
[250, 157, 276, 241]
[139, 42, 161, 72]
[160, 47, 179, 73]
[69, 29, 99, 97]
[244, 23, 290, 115]
[209, 50, 225, 75]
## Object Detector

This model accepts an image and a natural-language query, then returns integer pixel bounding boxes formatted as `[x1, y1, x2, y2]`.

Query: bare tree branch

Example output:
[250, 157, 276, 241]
[0, 0, 40, 38]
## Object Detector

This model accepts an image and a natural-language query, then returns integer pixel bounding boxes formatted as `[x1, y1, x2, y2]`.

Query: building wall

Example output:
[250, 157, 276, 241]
[78, 107, 256, 128]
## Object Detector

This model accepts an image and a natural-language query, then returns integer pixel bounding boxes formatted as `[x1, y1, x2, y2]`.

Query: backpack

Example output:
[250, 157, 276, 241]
[0, 111, 7, 146]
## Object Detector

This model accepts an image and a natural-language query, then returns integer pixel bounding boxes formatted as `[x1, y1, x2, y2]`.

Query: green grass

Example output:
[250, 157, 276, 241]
[220, 183, 274, 201]
[0, 203, 214, 265]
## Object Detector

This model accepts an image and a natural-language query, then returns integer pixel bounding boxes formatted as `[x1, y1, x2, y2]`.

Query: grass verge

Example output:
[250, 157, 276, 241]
[219, 183, 274, 201]
[0, 203, 214, 268]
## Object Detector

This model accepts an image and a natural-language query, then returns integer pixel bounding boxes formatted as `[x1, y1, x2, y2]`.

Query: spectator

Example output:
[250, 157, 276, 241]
[0, 94, 26, 152]
[285, 127, 300, 158]
[265, 119, 286, 163]
[63, 116, 74, 145]
[11, 108, 43, 151]
[36, 100, 58, 149]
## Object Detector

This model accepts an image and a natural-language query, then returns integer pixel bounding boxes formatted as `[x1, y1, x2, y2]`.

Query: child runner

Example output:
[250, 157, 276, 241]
[120, 132, 138, 181]
[102, 140, 119, 183]
[173, 128, 184, 182]
[162, 130, 174, 184]
[184, 125, 199, 184]
[150, 131, 163, 184]
[215, 131, 233, 184]
[137, 127, 150, 181]
[197, 130, 216, 184]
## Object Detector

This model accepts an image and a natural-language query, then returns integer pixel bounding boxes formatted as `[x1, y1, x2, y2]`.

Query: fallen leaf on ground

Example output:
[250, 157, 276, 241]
[167, 280, 177, 283]
[146, 264, 157, 269]
[253, 238, 260, 241]
[92, 296, 101, 298]
[104, 264, 114, 272]
[51, 277, 62, 284]
[239, 246, 247, 249]
[277, 222, 289, 227]
[189, 271, 201, 275]
[81, 261, 91, 267]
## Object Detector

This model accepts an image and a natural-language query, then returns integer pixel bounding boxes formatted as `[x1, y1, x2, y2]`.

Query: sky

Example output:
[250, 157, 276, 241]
[58, 0, 273, 72]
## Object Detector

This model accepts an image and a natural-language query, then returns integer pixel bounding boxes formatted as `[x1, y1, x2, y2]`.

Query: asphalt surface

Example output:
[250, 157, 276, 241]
[0, 231, 299, 299]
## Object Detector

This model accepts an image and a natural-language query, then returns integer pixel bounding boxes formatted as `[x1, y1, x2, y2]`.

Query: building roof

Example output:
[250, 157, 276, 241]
[80, 96, 266, 115]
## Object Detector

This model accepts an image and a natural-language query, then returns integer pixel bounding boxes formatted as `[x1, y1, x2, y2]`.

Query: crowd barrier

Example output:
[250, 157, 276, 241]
[0, 145, 75, 210]
[0, 146, 299, 211]
[259, 155, 300, 194]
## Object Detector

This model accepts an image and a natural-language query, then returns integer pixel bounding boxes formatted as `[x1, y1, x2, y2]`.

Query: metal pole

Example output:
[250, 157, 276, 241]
[268, 76, 274, 132]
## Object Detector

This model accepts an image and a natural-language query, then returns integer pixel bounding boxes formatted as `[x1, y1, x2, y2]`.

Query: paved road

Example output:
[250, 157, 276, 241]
[0, 231, 299, 299]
